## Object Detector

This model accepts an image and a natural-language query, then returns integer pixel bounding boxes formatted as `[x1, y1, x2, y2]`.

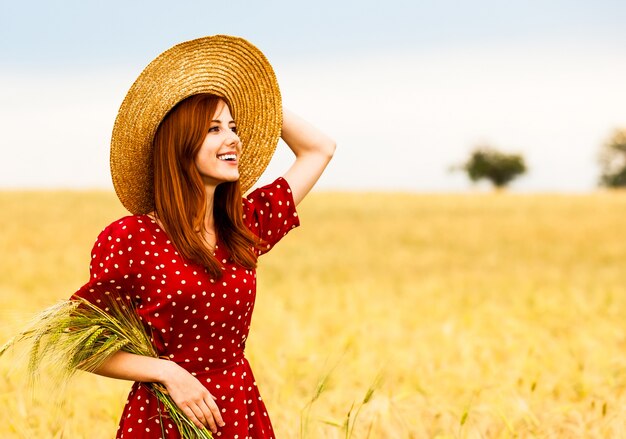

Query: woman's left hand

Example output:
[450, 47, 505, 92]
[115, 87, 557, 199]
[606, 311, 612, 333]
[160, 360, 225, 433]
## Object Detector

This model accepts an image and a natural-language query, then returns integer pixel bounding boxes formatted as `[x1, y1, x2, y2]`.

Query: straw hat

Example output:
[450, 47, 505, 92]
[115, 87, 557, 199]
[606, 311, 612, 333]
[110, 35, 282, 214]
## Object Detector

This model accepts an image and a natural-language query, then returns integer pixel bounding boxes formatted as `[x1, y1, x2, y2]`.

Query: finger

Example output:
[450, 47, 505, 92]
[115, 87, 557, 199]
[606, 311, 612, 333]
[198, 399, 219, 432]
[206, 396, 225, 427]
[191, 403, 211, 429]
[182, 405, 205, 430]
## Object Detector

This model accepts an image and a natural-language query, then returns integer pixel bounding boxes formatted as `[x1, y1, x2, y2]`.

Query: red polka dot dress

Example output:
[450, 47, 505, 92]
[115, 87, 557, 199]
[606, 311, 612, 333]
[72, 178, 299, 438]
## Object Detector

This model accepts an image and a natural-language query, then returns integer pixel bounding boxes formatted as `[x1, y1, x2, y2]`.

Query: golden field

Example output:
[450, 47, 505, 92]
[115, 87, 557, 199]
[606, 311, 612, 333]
[1, 189, 626, 438]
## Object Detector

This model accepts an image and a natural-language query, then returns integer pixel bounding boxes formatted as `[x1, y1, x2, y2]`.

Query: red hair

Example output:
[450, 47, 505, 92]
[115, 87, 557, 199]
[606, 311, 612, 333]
[152, 94, 259, 277]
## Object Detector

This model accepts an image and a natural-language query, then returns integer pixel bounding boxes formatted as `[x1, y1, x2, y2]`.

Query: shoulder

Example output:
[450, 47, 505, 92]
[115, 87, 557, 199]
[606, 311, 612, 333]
[94, 215, 151, 245]
[241, 177, 300, 250]
[243, 177, 289, 218]
[244, 177, 293, 205]
[100, 214, 149, 234]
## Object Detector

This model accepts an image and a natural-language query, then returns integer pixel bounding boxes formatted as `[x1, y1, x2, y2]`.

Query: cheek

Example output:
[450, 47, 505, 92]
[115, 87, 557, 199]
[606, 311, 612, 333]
[195, 148, 214, 168]
[198, 140, 219, 159]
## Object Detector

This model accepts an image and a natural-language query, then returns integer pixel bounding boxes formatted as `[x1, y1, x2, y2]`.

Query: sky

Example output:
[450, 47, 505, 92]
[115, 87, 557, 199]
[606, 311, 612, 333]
[1, 0, 625, 192]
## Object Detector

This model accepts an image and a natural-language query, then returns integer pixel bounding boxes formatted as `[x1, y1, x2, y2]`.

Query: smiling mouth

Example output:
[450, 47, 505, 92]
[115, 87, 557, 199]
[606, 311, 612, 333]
[217, 153, 237, 162]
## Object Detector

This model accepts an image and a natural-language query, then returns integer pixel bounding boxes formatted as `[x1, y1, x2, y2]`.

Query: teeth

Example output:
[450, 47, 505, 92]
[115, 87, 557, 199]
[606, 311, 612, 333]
[217, 154, 237, 161]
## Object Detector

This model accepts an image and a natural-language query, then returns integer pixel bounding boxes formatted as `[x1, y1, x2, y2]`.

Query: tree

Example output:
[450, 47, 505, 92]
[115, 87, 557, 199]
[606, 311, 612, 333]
[460, 146, 527, 189]
[599, 129, 626, 188]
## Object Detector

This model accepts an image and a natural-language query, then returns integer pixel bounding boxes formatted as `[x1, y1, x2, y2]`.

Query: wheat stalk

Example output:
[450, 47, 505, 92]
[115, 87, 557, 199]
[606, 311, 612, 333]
[0, 292, 213, 439]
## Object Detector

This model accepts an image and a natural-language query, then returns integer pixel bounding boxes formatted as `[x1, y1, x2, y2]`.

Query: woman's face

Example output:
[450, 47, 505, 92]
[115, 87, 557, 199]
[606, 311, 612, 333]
[195, 100, 242, 188]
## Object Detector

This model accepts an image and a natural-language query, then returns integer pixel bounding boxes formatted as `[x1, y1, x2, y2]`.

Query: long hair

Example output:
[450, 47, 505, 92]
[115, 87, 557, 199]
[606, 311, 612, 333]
[152, 93, 259, 277]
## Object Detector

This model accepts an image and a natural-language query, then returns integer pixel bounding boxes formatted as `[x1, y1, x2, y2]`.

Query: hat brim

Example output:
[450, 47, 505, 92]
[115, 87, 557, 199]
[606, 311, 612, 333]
[110, 35, 282, 214]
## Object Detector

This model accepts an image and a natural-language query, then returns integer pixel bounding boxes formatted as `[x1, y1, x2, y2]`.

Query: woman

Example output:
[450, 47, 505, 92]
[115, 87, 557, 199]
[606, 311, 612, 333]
[72, 36, 334, 438]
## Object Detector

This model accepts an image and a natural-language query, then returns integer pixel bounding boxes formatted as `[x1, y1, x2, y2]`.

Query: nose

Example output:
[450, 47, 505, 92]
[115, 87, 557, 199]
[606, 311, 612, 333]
[226, 130, 241, 149]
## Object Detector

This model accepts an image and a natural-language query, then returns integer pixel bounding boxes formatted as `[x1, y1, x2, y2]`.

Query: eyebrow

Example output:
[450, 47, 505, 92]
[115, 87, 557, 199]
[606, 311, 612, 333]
[210, 119, 236, 124]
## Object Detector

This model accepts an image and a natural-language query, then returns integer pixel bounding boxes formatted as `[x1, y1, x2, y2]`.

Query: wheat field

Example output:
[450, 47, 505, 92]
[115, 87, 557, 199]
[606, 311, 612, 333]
[1, 190, 626, 438]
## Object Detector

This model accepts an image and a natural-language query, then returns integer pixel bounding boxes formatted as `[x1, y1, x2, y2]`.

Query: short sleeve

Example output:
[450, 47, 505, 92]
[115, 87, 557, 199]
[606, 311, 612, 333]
[243, 177, 300, 255]
[71, 217, 139, 306]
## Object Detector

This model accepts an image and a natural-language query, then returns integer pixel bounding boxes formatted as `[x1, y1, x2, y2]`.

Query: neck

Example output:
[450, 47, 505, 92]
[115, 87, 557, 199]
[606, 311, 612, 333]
[204, 184, 216, 232]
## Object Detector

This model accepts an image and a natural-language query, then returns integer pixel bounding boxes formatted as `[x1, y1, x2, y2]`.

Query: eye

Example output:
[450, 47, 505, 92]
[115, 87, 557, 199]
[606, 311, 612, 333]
[208, 126, 219, 133]
[230, 126, 238, 134]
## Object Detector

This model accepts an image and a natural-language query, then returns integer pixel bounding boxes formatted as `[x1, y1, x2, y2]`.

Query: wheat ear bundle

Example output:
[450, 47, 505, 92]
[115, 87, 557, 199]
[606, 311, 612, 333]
[0, 292, 213, 439]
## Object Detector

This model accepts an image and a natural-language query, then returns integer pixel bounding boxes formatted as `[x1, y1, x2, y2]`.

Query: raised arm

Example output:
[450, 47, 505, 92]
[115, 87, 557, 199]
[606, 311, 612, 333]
[281, 109, 336, 206]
